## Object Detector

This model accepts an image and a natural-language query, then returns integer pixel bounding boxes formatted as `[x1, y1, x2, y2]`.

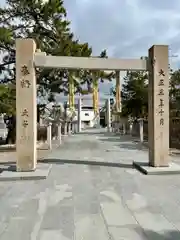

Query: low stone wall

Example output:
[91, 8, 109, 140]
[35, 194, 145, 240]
[170, 118, 180, 149]
[131, 118, 180, 149]
[37, 123, 63, 141]
[131, 120, 148, 140]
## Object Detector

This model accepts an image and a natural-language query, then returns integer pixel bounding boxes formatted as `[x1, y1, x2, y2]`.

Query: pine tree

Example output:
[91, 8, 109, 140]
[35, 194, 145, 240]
[0, 0, 93, 100]
[121, 71, 148, 118]
[0, 0, 93, 142]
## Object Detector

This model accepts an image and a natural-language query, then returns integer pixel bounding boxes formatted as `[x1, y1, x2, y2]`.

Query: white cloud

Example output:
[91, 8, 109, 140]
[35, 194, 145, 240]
[56, 0, 180, 104]
[4, 0, 180, 104]
[64, 0, 180, 69]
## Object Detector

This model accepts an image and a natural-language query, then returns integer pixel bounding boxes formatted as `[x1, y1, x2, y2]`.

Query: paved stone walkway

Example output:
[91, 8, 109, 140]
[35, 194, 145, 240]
[1, 128, 180, 239]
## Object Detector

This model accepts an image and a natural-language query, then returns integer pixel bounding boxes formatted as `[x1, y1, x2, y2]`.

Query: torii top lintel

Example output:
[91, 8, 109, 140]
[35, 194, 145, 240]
[34, 54, 148, 71]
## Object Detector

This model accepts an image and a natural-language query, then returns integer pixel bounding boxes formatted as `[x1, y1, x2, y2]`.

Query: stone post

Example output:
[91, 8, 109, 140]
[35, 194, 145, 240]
[58, 123, 62, 145]
[47, 122, 52, 150]
[71, 122, 74, 133]
[39, 118, 43, 126]
[106, 98, 111, 132]
[114, 116, 117, 133]
[148, 45, 169, 167]
[74, 121, 78, 133]
[92, 78, 99, 115]
[112, 121, 115, 132]
[64, 122, 67, 135]
[115, 71, 121, 112]
[139, 119, 144, 143]
[78, 98, 82, 132]
[115, 122, 118, 133]
[129, 123, 133, 135]
[122, 123, 126, 135]
[16, 39, 37, 171]
[72, 122, 75, 134]
[68, 122, 71, 135]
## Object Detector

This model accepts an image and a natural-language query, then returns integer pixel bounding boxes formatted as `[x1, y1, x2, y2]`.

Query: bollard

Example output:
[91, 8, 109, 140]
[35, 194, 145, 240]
[129, 123, 133, 135]
[68, 122, 71, 135]
[106, 98, 111, 132]
[112, 122, 114, 132]
[58, 123, 62, 145]
[122, 123, 126, 135]
[74, 122, 77, 133]
[71, 123, 74, 134]
[117, 122, 120, 134]
[72, 122, 75, 134]
[139, 119, 144, 143]
[64, 122, 67, 136]
[78, 98, 82, 132]
[47, 122, 52, 150]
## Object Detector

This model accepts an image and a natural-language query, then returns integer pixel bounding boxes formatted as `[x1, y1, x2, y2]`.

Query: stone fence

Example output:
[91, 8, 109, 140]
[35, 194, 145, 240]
[131, 118, 180, 149]
[37, 121, 77, 141]
[37, 124, 59, 141]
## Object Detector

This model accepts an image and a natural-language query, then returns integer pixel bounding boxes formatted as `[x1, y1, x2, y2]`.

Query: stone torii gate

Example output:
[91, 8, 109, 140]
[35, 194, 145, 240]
[16, 39, 169, 173]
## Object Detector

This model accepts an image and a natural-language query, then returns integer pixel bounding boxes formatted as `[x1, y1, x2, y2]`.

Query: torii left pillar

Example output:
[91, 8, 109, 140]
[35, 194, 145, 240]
[16, 39, 37, 171]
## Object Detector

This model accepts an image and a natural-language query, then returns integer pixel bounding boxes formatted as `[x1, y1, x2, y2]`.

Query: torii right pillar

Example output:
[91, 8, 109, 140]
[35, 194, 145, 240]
[148, 45, 169, 167]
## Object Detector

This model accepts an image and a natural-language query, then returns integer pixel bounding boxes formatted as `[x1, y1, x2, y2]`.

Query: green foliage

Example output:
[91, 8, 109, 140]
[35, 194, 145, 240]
[0, 0, 113, 112]
[77, 50, 115, 93]
[0, 0, 95, 105]
[112, 65, 180, 119]
[0, 83, 16, 114]
[121, 71, 148, 118]
[169, 69, 180, 116]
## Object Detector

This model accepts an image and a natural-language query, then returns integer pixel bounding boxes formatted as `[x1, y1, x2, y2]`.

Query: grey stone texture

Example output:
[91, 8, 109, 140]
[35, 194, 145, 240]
[0, 128, 180, 239]
[0, 164, 51, 181]
[133, 161, 180, 175]
[16, 39, 37, 171]
[148, 45, 169, 167]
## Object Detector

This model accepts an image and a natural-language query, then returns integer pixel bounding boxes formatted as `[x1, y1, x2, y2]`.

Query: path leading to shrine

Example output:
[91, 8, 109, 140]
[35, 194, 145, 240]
[0, 128, 180, 239]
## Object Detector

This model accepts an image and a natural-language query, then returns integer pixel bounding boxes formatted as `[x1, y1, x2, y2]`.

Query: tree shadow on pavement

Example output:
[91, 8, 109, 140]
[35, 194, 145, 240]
[135, 227, 180, 240]
[118, 143, 148, 151]
[0, 147, 16, 152]
[39, 158, 134, 169]
[99, 137, 148, 151]
[76, 131, 119, 138]
[0, 164, 16, 173]
[99, 136, 133, 143]
[76, 131, 106, 135]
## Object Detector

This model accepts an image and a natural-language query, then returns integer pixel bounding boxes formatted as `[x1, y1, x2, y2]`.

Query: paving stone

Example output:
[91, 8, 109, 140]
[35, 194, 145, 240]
[41, 205, 74, 239]
[1, 129, 180, 239]
[38, 230, 70, 240]
[108, 226, 146, 240]
[74, 214, 110, 240]
[100, 202, 137, 227]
